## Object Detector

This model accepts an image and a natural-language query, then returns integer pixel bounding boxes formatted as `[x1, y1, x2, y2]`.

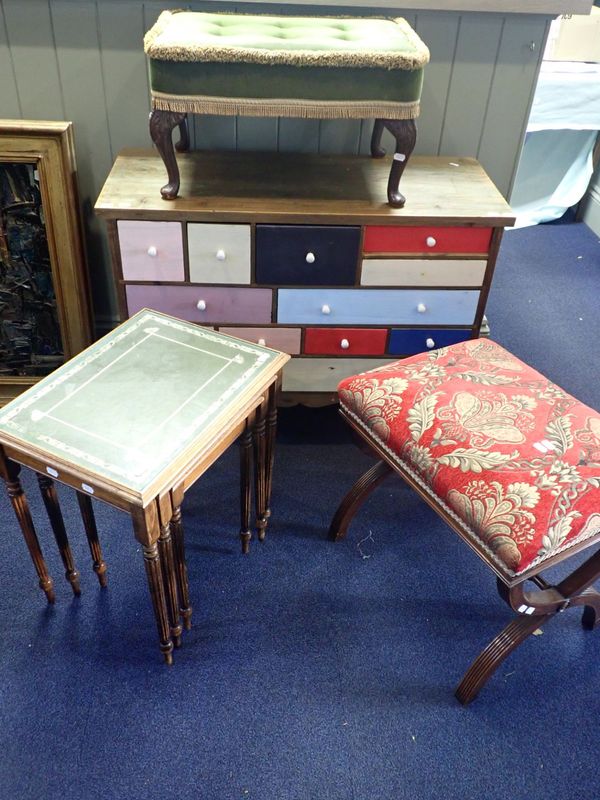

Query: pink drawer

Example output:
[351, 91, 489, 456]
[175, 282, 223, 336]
[118, 220, 184, 281]
[125, 285, 273, 324]
[219, 327, 301, 354]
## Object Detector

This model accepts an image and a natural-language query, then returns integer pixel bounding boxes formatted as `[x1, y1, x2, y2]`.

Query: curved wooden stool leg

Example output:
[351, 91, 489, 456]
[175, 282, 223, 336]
[580, 588, 600, 629]
[382, 118, 417, 208]
[76, 492, 108, 587]
[328, 460, 393, 542]
[149, 109, 186, 200]
[37, 475, 81, 596]
[455, 612, 553, 705]
[2, 459, 55, 603]
[370, 119, 386, 158]
[175, 114, 190, 152]
[240, 420, 253, 555]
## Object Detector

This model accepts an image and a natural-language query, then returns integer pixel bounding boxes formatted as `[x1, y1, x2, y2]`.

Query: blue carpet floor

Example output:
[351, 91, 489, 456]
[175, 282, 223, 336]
[0, 222, 598, 800]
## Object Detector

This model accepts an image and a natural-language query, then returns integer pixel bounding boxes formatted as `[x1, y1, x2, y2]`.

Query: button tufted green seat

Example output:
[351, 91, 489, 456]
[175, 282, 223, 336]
[144, 10, 429, 205]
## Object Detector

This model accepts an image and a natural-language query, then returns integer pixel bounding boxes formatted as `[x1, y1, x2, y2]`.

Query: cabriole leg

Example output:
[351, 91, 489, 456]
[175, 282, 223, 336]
[382, 118, 417, 208]
[149, 109, 186, 200]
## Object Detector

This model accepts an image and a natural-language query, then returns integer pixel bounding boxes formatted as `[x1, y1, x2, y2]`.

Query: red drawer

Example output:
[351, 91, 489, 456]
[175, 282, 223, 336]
[363, 226, 493, 255]
[304, 328, 387, 355]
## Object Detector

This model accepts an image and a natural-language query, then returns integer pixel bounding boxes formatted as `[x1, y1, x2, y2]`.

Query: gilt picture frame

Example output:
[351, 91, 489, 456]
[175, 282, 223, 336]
[0, 120, 92, 405]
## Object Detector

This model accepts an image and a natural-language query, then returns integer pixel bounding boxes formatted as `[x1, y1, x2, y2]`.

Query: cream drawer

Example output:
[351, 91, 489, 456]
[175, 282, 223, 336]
[282, 357, 397, 392]
[118, 220, 184, 281]
[219, 327, 301, 354]
[188, 223, 251, 284]
[360, 259, 487, 287]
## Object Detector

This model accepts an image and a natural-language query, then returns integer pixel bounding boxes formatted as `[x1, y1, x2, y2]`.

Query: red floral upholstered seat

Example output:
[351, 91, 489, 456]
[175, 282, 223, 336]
[331, 339, 600, 703]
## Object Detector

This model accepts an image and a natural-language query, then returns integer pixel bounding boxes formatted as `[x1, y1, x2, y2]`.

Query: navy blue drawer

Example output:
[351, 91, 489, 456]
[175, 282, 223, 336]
[388, 328, 472, 355]
[255, 225, 360, 286]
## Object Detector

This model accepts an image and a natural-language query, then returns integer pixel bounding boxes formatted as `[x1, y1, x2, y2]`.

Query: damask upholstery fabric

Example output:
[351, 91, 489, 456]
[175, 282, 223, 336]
[338, 340, 600, 579]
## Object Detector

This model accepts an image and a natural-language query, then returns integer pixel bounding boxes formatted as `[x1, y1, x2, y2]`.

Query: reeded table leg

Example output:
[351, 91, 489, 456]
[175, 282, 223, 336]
[0, 456, 55, 603]
[37, 474, 81, 596]
[259, 382, 279, 542]
[170, 485, 192, 631]
[240, 420, 253, 555]
[157, 495, 183, 649]
[253, 399, 268, 543]
[132, 503, 174, 665]
[149, 108, 186, 200]
[76, 491, 108, 587]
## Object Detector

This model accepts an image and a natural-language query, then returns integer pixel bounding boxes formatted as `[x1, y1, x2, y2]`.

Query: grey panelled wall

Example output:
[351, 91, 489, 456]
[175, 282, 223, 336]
[0, 0, 551, 330]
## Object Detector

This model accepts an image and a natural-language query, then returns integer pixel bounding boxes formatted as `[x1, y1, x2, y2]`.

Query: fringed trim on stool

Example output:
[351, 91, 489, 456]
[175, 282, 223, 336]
[151, 91, 421, 120]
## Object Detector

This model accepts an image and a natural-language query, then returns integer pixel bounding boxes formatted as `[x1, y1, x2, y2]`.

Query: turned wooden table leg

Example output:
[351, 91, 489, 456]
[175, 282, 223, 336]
[253, 398, 268, 543]
[328, 460, 393, 541]
[149, 108, 186, 200]
[157, 494, 183, 648]
[240, 419, 254, 555]
[175, 114, 190, 152]
[132, 503, 174, 665]
[259, 382, 279, 542]
[76, 492, 108, 588]
[37, 474, 81, 597]
[170, 484, 192, 631]
[376, 118, 417, 208]
[1, 457, 55, 603]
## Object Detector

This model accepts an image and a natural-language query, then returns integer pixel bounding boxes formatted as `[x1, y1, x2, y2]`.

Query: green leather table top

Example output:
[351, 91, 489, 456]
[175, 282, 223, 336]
[0, 310, 285, 497]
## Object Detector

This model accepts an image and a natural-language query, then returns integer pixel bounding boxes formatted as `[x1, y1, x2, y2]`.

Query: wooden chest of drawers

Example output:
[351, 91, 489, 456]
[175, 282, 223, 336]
[95, 149, 514, 402]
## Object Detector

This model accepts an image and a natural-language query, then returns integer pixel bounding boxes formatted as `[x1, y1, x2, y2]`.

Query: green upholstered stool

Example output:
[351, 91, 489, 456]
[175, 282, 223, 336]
[144, 10, 429, 206]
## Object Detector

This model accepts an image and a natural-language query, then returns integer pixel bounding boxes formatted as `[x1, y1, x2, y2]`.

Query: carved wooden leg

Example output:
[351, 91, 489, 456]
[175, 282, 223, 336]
[381, 119, 417, 208]
[132, 503, 174, 664]
[37, 475, 81, 596]
[170, 485, 192, 631]
[1, 459, 55, 603]
[240, 420, 253, 555]
[455, 612, 552, 705]
[260, 382, 279, 542]
[76, 492, 107, 587]
[328, 460, 393, 542]
[149, 109, 186, 200]
[175, 115, 190, 152]
[253, 400, 268, 543]
[370, 119, 386, 158]
[158, 517, 183, 648]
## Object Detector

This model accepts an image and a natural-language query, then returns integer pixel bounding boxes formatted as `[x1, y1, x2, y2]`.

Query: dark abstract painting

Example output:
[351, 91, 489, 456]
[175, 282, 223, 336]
[0, 162, 63, 376]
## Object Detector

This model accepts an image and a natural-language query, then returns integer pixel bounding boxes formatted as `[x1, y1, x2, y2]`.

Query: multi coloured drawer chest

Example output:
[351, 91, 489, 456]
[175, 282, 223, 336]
[95, 149, 515, 402]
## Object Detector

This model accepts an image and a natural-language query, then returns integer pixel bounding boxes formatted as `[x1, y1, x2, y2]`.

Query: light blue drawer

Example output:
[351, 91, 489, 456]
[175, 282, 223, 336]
[277, 289, 480, 326]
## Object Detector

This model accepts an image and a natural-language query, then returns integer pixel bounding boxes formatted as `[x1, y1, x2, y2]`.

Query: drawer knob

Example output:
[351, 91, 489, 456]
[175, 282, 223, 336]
[196, 299, 207, 311]
[426, 236, 437, 248]
[417, 303, 427, 314]
[321, 304, 331, 315]
[340, 338, 350, 350]
[426, 338, 435, 349]
[305, 252, 316, 264]
[258, 338, 266, 346]
[147, 245, 158, 257]
[216, 249, 226, 261]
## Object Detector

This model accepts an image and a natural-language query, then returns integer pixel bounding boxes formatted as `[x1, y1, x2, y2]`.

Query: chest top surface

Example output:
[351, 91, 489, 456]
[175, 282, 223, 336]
[0, 310, 287, 497]
[95, 149, 515, 227]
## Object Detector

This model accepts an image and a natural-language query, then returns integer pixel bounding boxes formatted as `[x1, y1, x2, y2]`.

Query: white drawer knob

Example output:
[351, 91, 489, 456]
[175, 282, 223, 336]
[340, 338, 350, 350]
[305, 252, 316, 264]
[196, 299, 206, 311]
[417, 303, 427, 313]
[147, 245, 158, 257]
[426, 338, 435, 349]
[216, 249, 226, 261]
[426, 236, 437, 248]
[258, 338, 266, 346]
[321, 304, 331, 315]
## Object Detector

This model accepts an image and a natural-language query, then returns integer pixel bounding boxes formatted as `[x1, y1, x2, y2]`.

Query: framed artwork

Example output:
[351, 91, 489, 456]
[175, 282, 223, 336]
[0, 120, 92, 405]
